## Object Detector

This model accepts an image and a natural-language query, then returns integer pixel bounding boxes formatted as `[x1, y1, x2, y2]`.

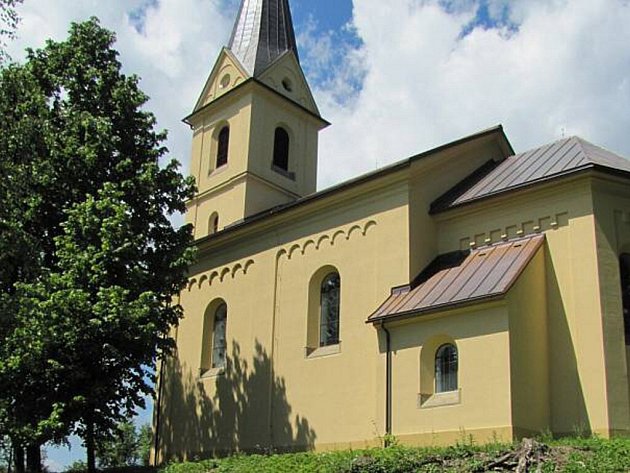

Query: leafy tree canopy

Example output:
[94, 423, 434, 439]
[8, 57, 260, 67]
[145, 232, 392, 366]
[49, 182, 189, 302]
[95, 421, 151, 468]
[0, 17, 195, 472]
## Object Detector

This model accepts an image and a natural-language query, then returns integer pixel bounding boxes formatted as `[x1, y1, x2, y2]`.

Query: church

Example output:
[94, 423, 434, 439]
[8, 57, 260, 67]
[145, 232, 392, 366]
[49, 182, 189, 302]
[153, 0, 630, 461]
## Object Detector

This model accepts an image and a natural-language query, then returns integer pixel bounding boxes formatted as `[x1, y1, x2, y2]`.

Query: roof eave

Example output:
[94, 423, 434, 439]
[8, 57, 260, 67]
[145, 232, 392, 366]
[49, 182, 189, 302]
[190, 125, 512, 249]
[182, 78, 329, 127]
[430, 164, 596, 215]
[367, 293, 506, 325]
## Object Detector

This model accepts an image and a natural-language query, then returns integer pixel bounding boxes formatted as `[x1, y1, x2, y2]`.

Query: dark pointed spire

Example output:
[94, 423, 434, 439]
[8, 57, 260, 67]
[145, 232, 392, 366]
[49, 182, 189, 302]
[228, 0, 300, 77]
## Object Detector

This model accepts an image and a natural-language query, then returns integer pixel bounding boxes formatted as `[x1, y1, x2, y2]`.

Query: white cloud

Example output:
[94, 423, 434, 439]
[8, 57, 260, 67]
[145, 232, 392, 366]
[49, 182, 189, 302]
[6, 0, 630, 195]
[314, 0, 630, 187]
[7, 0, 234, 180]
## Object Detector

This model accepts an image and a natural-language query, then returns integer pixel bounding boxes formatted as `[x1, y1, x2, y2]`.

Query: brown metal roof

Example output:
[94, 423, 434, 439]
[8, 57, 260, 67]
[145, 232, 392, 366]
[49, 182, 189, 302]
[432, 137, 630, 213]
[368, 234, 545, 323]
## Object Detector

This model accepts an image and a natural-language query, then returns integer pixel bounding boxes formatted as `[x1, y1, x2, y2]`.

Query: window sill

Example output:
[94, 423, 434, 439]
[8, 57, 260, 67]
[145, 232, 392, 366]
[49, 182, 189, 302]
[418, 389, 461, 409]
[199, 366, 225, 379]
[305, 343, 341, 359]
[271, 164, 295, 181]
[210, 164, 228, 176]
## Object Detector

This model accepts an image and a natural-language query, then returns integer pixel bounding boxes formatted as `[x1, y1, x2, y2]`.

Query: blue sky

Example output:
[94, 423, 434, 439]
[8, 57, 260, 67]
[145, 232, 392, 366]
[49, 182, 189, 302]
[293, 0, 353, 32]
[6, 0, 630, 470]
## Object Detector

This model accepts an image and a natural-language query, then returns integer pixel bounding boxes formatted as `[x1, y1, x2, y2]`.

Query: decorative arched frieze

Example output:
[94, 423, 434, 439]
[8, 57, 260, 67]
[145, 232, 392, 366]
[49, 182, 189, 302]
[280, 219, 378, 261]
[186, 258, 256, 291]
[220, 267, 231, 282]
[288, 243, 302, 259]
[187, 278, 198, 291]
[316, 234, 330, 250]
[209, 271, 220, 286]
[243, 259, 255, 274]
[363, 220, 377, 236]
[331, 230, 346, 246]
[198, 275, 208, 288]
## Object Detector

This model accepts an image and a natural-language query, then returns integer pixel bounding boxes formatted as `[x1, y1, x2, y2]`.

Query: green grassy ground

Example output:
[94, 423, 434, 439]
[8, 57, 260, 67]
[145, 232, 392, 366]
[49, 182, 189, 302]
[159, 436, 630, 473]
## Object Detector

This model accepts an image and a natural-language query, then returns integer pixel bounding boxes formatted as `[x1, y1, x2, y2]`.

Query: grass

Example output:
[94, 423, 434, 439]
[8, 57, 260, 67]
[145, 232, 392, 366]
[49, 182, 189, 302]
[158, 436, 630, 473]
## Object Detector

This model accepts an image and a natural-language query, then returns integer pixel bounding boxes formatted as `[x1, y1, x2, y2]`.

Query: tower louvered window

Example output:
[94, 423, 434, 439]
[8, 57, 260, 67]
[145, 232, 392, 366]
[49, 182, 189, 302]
[273, 127, 290, 171]
[216, 126, 229, 168]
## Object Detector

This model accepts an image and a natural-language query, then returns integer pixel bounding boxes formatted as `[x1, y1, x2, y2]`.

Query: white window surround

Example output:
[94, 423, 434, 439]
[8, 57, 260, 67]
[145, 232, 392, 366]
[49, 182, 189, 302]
[418, 389, 461, 409]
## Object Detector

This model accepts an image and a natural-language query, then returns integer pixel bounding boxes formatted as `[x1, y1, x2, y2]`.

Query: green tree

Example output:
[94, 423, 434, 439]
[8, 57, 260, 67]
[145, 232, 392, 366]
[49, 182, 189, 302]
[137, 424, 153, 467]
[0, 17, 194, 473]
[96, 421, 140, 468]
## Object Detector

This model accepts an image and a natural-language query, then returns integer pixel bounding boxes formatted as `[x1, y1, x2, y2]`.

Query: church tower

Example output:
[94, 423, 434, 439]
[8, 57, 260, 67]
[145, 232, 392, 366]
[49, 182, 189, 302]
[185, 0, 329, 239]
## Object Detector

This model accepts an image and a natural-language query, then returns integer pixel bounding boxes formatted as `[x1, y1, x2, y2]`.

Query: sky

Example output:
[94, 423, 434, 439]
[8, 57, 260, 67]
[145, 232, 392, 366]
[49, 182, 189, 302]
[5, 0, 630, 470]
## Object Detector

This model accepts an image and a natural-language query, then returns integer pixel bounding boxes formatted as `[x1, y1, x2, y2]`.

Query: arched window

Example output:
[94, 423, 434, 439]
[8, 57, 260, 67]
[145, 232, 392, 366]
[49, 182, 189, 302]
[209, 213, 219, 235]
[272, 127, 290, 172]
[620, 254, 630, 345]
[435, 344, 458, 393]
[216, 126, 229, 168]
[211, 303, 228, 369]
[320, 272, 340, 347]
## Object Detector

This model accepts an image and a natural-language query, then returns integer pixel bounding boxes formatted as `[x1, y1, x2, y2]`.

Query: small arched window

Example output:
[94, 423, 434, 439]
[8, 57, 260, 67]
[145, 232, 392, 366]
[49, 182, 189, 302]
[209, 213, 219, 235]
[216, 126, 229, 168]
[211, 303, 228, 369]
[620, 254, 630, 345]
[435, 344, 458, 393]
[320, 272, 340, 347]
[272, 127, 290, 172]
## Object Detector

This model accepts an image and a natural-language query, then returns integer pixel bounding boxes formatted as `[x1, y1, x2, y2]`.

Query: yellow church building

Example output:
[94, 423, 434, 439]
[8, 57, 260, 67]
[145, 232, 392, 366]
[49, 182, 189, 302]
[153, 0, 630, 461]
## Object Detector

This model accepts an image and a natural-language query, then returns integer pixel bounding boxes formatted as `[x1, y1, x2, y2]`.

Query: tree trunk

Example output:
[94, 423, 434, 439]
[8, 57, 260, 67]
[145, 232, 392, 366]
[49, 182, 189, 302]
[13, 445, 25, 473]
[85, 418, 96, 473]
[25, 445, 40, 473]
[8, 445, 13, 473]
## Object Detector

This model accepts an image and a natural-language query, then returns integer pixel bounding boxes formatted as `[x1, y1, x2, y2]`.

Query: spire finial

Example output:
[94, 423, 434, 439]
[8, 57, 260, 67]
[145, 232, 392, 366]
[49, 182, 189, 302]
[228, 0, 299, 77]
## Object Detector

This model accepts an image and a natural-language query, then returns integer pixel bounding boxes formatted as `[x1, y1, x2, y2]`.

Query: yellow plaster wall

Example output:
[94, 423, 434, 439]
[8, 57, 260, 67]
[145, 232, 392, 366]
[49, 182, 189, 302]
[408, 137, 507, 280]
[186, 92, 253, 236]
[187, 81, 323, 240]
[386, 303, 513, 444]
[591, 177, 630, 435]
[186, 82, 323, 238]
[257, 52, 319, 115]
[195, 50, 248, 110]
[506, 247, 550, 434]
[436, 177, 614, 436]
[157, 179, 411, 461]
[247, 90, 320, 196]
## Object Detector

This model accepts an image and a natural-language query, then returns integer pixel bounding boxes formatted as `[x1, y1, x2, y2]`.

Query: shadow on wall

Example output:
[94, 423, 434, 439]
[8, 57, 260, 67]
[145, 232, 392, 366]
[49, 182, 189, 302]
[156, 340, 316, 462]
[546, 250, 591, 436]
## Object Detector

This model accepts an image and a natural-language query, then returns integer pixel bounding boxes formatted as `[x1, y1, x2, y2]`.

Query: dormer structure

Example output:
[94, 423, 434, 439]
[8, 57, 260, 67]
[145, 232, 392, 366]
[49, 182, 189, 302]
[185, 0, 328, 239]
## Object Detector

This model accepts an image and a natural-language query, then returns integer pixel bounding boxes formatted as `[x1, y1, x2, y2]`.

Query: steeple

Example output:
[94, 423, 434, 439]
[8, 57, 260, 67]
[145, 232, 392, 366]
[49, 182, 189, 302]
[228, 0, 299, 77]
[185, 0, 328, 240]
